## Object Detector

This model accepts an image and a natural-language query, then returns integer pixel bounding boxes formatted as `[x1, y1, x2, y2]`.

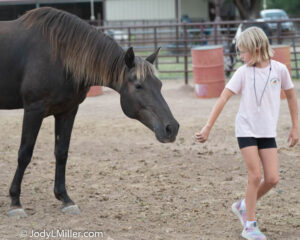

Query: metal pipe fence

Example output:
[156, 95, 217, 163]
[96, 19, 300, 84]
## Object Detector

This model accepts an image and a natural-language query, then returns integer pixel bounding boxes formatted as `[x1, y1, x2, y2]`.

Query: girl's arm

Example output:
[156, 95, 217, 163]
[195, 88, 235, 143]
[284, 88, 299, 147]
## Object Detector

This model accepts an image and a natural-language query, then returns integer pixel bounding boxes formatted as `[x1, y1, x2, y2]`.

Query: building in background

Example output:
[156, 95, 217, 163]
[0, 0, 211, 23]
[0, 0, 103, 20]
[106, 0, 209, 22]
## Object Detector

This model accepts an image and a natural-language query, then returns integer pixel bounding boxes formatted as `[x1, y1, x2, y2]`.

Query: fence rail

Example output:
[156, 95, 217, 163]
[96, 19, 300, 84]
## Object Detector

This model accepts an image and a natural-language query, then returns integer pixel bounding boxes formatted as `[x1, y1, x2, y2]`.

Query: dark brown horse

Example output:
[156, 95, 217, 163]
[0, 7, 179, 217]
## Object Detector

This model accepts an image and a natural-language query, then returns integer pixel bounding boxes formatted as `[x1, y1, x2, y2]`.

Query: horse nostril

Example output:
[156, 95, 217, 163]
[166, 124, 172, 136]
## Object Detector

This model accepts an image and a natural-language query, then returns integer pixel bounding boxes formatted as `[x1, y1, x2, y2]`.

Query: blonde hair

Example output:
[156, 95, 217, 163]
[236, 26, 273, 66]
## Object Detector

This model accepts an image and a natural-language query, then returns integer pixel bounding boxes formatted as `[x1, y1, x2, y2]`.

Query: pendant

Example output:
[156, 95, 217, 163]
[258, 106, 260, 112]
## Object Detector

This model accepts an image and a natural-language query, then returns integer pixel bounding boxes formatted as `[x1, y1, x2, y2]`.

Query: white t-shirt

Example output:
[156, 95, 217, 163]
[226, 60, 294, 138]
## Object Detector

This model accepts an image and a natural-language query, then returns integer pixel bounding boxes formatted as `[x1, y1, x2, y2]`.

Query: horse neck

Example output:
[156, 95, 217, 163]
[105, 74, 124, 93]
[96, 49, 126, 93]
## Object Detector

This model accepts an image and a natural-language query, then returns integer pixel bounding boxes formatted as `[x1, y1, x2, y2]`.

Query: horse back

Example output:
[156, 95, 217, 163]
[0, 19, 88, 113]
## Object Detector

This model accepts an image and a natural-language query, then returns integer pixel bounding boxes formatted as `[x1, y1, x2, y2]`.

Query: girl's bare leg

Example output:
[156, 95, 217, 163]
[257, 148, 279, 199]
[241, 146, 261, 221]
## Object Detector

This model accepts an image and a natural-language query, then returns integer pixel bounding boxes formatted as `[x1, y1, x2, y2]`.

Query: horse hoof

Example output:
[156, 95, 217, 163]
[61, 205, 80, 215]
[7, 208, 28, 218]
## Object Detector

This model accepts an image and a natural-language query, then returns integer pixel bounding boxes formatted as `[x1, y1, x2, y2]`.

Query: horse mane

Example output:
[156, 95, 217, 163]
[19, 7, 156, 89]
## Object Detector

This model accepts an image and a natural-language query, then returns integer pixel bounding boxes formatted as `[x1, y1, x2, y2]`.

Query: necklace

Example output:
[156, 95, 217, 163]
[253, 62, 272, 112]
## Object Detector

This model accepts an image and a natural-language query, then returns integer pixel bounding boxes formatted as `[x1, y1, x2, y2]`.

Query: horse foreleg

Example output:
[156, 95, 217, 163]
[8, 105, 44, 217]
[54, 107, 80, 215]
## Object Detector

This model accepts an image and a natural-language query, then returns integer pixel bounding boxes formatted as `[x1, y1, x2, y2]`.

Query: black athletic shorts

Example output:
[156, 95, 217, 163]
[237, 137, 277, 149]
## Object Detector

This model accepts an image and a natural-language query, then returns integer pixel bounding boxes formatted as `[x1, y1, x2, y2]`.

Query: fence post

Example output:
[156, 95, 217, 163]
[128, 27, 131, 47]
[214, 23, 218, 45]
[154, 27, 158, 69]
[276, 23, 282, 44]
[183, 23, 188, 85]
[226, 23, 230, 46]
[176, 24, 179, 63]
[292, 38, 299, 79]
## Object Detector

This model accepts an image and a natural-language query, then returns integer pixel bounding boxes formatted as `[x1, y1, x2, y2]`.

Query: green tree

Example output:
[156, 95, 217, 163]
[267, 0, 300, 17]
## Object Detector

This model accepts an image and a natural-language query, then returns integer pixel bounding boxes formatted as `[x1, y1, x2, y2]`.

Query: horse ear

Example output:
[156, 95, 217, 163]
[146, 47, 161, 64]
[124, 47, 135, 69]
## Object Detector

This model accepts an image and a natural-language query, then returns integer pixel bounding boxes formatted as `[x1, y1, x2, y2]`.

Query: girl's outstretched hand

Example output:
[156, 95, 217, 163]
[195, 125, 211, 143]
[288, 127, 299, 147]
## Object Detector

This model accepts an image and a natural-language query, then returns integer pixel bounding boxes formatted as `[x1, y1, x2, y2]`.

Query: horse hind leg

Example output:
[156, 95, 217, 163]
[54, 107, 80, 215]
[8, 104, 44, 218]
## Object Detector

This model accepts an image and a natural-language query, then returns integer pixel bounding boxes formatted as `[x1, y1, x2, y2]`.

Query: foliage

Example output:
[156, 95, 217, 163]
[267, 0, 300, 17]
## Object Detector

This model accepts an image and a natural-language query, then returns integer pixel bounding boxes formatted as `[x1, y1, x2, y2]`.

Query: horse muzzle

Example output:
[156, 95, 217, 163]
[135, 108, 179, 143]
[155, 121, 179, 143]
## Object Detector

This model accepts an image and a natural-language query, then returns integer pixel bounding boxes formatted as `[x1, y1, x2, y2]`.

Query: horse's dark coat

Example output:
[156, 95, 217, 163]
[0, 7, 179, 213]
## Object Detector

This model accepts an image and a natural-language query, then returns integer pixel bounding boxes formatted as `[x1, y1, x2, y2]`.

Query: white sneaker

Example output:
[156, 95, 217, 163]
[231, 200, 247, 226]
[242, 222, 266, 240]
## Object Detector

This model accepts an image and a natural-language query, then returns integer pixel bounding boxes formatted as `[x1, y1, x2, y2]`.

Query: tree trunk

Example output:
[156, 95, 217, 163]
[234, 0, 261, 20]
[214, 0, 225, 21]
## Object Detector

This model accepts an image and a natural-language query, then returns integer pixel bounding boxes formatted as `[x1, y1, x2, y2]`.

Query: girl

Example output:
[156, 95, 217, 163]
[195, 27, 298, 240]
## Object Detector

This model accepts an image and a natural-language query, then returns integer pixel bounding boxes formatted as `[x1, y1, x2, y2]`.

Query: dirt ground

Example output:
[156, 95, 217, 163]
[0, 80, 299, 240]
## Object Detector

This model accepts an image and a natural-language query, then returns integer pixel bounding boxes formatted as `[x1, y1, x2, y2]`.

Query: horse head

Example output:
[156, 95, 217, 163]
[119, 47, 179, 143]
